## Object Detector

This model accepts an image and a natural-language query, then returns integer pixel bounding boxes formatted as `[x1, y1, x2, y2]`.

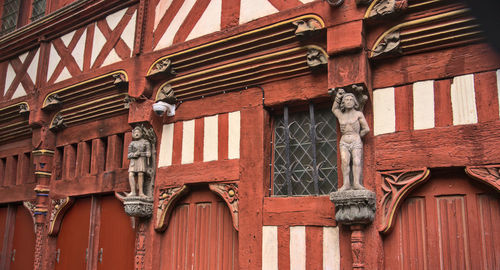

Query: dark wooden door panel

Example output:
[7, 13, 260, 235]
[160, 189, 238, 270]
[96, 195, 135, 270]
[55, 197, 91, 270]
[10, 206, 35, 270]
[0, 206, 8, 255]
[384, 170, 500, 270]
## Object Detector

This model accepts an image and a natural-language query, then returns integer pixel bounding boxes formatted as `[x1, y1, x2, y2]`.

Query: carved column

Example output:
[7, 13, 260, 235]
[134, 221, 148, 270]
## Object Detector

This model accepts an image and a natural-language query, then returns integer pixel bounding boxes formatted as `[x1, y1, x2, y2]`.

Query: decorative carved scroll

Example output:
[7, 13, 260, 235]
[23, 200, 37, 226]
[371, 31, 401, 58]
[465, 165, 500, 192]
[43, 94, 62, 111]
[379, 168, 429, 234]
[135, 222, 147, 270]
[50, 113, 66, 130]
[366, 0, 408, 20]
[209, 183, 239, 231]
[156, 84, 177, 104]
[154, 185, 189, 231]
[350, 225, 365, 269]
[48, 197, 74, 236]
[293, 18, 322, 37]
[306, 48, 328, 68]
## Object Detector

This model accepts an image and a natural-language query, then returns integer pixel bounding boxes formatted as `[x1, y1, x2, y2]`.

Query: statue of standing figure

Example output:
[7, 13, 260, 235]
[331, 88, 370, 191]
[128, 126, 152, 197]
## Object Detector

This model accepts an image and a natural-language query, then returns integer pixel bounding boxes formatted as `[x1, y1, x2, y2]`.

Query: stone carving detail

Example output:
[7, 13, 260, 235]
[113, 72, 127, 85]
[48, 197, 74, 236]
[293, 19, 322, 37]
[123, 95, 136, 109]
[43, 94, 62, 110]
[155, 185, 189, 231]
[209, 183, 239, 231]
[326, 0, 344, 7]
[368, 0, 408, 19]
[157, 84, 177, 104]
[123, 197, 154, 218]
[135, 222, 147, 270]
[50, 113, 66, 130]
[372, 31, 401, 58]
[465, 165, 500, 192]
[150, 59, 176, 77]
[23, 200, 37, 225]
[379, 168, 429, 234]
[330, 190, 376, 225]
[19, 103, 29, 114]
[33, 223, 44, 270]
[306, 49, 328, 68]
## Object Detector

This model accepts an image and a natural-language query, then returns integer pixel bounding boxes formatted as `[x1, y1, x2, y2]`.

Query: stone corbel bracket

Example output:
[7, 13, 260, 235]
[292, 18, 324, 38]
[326, 0, 344, 7]
[379, 168, 429, 234]
[48, 197, 74, 236]
[154, 185, 189, 232]
[465, 165, 500, 192]
[371, 31, 401, 59]
[306, 48, 328, 69]
[49, 113, 66, 131]
[155, 84, 177, 104]
[209, 183, 239, 231]
[364, 0, 408, 20]
[42, 94, 62, 111]
[147, 58, 177, 81]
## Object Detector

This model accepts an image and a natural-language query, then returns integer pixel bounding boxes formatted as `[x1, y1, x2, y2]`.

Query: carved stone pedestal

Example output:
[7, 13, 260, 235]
[123, 196, 154, 218]
[330, 189, 376, 269]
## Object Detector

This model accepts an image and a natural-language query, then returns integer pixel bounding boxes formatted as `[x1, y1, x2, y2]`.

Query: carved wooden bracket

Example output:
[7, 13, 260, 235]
[49, 113, 66, 131]
[23, 200, 37, 226]
[155, 83, 177, 104]
[148, 58, 176, 80]
[43, 94, 62, 111]
[306, 48, 328, 69]
[465, 165, 500, 192]
[379, 168, 429, 234]
[48, 197, 74, 236]
[19, 103, 29, 115]
[365, 0, 408, 20]
[209, 183, 239, 231]
[293, 18, 323, 37]
[371, 31, 401, 58]
[154, 185, 189, 232]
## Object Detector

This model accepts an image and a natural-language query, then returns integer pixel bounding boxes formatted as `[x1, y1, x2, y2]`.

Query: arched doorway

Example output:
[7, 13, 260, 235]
[383, 169, 499, 269]
[159, 188, 238, 270]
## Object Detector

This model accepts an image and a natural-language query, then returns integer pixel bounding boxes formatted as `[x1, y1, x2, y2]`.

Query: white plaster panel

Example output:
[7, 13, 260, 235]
[106, 8, 127, 30]
[5, 63, 16, 92]
[323, 226, 340, 270]
[102, 48, 121, 67]
[55, 67, 72, 83]
[262, 226, 278, 270]
[413, 80, 435, 130]
[47, 44, 61, 81]
[373, 87, 396, 135]
[186, 0, 221, 41]
[497, 69, 500, 119]
[451, 74, 477, 125]
[290, 226, 306, 270]
[122, 11, 137, 55]
[61, 30, 75, 47]
[299, 0, 316, 3]
[155, 0, 174, 29]
[155, 0, 197, 50]
[181, 120, 195, 164]
[18, 51, 28, 63]
[91, 24, 106, 67]
[27, 49, 39, 84]
[158, 123, 174, 167]
[203, 115, 218, 162]
[73, 29, 86, 71]
[228, 111, 240, 159]
[11, 84, 26, 99]
[239, 0, 278, 24]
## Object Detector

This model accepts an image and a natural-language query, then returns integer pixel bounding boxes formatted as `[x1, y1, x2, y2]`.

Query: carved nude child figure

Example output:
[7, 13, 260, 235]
[332, 89, 370, 191]
[128, 126, 152, 197]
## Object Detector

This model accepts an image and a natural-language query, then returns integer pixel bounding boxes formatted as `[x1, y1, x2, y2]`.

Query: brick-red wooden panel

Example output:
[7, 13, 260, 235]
[0, 206, 7, 254]
[10, 206, 35, 270]
[55, 197, 91, 270]
[160, 189, 238, 270]
[96, 195, 135, 270]
[477, 194, 500, 269]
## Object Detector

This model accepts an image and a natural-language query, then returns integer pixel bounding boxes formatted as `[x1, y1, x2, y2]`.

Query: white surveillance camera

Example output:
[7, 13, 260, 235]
[152, 101, 176, 117]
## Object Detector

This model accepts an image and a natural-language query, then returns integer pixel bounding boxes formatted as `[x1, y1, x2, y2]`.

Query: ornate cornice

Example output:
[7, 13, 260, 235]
[209, 183, 239, 231]
[465, 165, 500, 192]
[379, 168, 429, 234]
[48, 197, 74, 236]
[154, 185, 189, 232]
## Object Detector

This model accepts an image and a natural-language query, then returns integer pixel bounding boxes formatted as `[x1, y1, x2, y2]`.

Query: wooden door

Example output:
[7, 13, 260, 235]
[384, 170, 500, 270]
[0, 206, 7, 255]
[96, 195, 135, 270]
[10, 206, 35, 270]
[55, 197, 91, 270]
[160, 189, 238, 270]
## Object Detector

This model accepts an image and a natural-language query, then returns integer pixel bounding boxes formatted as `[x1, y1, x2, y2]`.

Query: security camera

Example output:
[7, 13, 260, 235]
[152, 101, 176, 117]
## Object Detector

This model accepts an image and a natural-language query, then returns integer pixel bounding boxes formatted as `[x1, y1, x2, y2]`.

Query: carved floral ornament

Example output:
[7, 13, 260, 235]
[379, 168, 429, 234]
[209, 183, 239, 231]
[48, 197, 74, 236]
[465, 165, 500, 192]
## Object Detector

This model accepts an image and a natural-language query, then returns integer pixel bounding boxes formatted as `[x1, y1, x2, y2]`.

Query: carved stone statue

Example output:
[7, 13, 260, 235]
[128, 126, 152, 197]
[331, 88, 370, 191]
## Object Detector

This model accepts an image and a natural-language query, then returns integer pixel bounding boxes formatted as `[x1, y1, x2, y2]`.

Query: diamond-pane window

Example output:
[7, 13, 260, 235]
[1, 0, 21, 35]
[273, 104, 338, 196]
[30, 0, 46, 21]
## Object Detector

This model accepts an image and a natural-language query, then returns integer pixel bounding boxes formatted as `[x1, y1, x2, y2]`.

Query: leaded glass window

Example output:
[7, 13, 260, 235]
[1, 0, 21, 35]
[273, 103, 338, 196]
[30, 0, 46, 21]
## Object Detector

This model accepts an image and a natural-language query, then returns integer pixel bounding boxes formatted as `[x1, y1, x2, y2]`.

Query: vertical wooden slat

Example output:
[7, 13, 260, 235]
[90, 138, 106, 175]
[277, 225, 290, 270]
[305, 226, 322, 270]
[75, 142, 90, 177]
[474, 71, 500, 122]
[394, 85, 413, 132]
[194, 118, 204, 163]
[105, 134, 123, 171]
[5, 156, 17, 186]
[218, 113, 229, 160]
[478, 194, 500, 269]
[172, 121, 184, 166]
[10, 206, 35, 270]
[0, 158, 6, 186]
[433, 79, 453, 127]
[53, 147, 63, 180]
[0, 206, 8, 258]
